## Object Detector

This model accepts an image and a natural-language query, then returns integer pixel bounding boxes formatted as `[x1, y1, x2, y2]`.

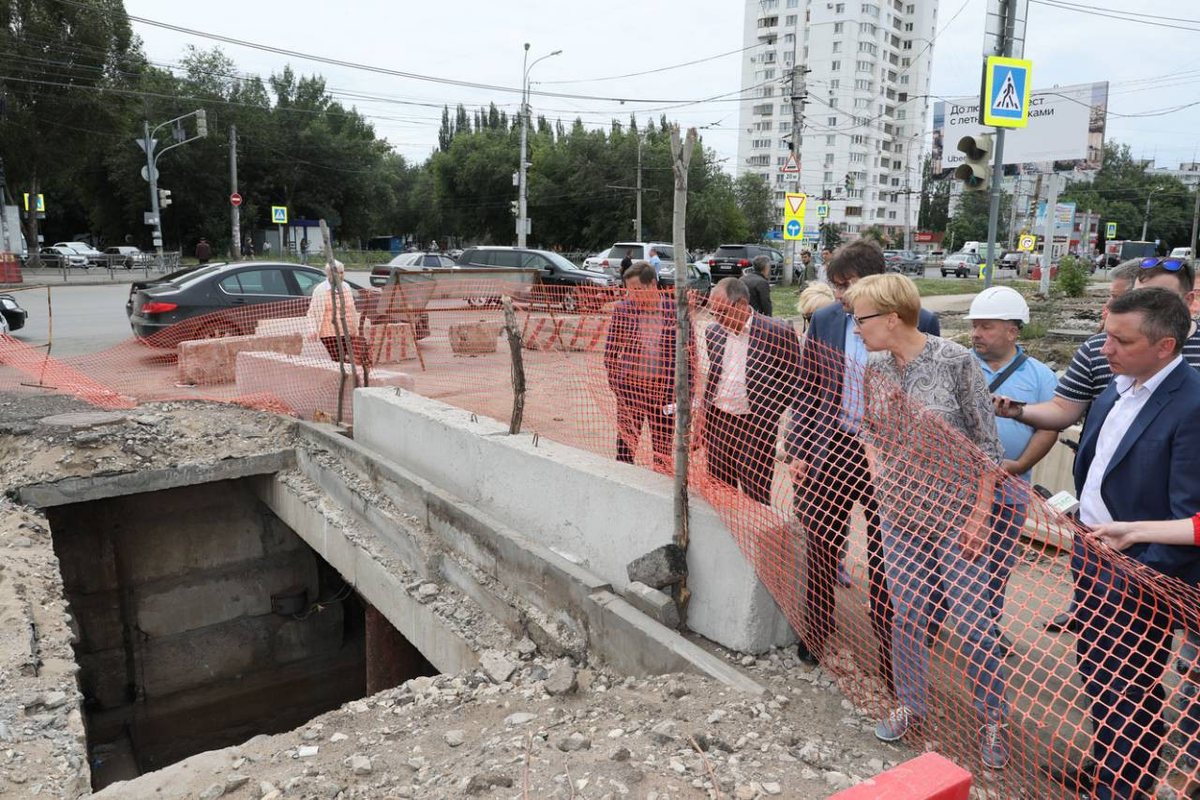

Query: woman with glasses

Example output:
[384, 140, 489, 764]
[844, 273, 1011, 769]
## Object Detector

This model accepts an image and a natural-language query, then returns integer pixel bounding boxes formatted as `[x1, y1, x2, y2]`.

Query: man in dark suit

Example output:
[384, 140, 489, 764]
[701, 277, 801, 504]
[787, 239, 940, 672]
[742, 255, 773, 316]
[1068, 287, 1200, 798]
[604, 261, 685, 471]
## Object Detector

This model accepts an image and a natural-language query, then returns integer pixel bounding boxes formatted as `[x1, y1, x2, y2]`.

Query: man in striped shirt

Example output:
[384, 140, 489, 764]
[995, 257, 1200, 630]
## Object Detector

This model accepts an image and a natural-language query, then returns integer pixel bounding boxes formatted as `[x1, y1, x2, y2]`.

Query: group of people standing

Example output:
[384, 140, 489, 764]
[603, 240, 1200, 795]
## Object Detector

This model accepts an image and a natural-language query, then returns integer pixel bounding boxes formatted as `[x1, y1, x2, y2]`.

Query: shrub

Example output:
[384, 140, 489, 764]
[1055, 255, 1089, 298]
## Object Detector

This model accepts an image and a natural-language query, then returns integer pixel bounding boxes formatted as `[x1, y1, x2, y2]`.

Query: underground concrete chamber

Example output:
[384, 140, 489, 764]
[43, 478, 435, 791]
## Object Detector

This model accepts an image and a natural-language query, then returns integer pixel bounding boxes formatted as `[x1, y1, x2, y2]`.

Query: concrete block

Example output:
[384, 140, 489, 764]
[140, 617, 272, 698]
[234, 351, 413, 422]
[178, 332, 303, 385]
[254, 317, 308, 338]
[68, 591, 123, 652]
[627, 544, 687, 589]
[352, 388, 796, 654]
[623, 581, 681, 629]
[448, 322, 499, 355]
[77, 648, 129, 709]
[363, 320, 417, 364]
[135, 551, 318, 638]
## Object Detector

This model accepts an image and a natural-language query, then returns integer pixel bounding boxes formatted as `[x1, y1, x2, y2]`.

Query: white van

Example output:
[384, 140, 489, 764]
[1170, 247, 1193, 259]
[960, 241, 982, 255]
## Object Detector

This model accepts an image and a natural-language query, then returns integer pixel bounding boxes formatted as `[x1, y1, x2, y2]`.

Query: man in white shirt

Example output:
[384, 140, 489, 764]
[1069, 287, 1200, 798]
[701, 278, 802, 504]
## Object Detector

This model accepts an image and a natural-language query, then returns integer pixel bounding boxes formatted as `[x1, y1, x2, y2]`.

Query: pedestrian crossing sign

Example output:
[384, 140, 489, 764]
[1106, 221, 1117, 238]
[981, 56, 1032, 129]
[271, 205, 288, 224]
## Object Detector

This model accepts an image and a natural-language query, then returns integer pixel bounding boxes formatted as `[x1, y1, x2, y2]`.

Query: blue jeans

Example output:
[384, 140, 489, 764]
[882, 521, 1009, 721]
[986, 503, 1025, 628]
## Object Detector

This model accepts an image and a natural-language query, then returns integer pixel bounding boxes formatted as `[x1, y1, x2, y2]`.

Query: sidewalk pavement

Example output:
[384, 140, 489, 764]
[919, 294, 978, 314]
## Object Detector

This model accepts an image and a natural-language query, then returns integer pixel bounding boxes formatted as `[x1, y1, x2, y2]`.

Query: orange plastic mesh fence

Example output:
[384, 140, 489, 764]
[2, 278, 1199, 797]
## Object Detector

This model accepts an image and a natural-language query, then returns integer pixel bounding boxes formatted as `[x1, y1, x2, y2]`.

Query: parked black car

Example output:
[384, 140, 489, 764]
[456, 247, 618, 311]
[125, 263, 221, 319]
[126, 261, 429, 344]
[657, 264, 713, 299]
[0, 294, 27, 332]
[705, 244, 784, 282]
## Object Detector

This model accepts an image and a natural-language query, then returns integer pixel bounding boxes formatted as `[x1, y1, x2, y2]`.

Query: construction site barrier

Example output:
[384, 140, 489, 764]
[0, 277, 1198, 797]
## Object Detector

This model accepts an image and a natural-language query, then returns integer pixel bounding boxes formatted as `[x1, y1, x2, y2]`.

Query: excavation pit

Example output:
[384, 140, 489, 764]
[43, 478, 435, 791]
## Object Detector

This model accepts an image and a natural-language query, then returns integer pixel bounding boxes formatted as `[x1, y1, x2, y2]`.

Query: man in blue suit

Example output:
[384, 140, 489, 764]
[786, 239, 940, 672]
[1069, 287, 1200, 798]
[701, 277, 801, 505]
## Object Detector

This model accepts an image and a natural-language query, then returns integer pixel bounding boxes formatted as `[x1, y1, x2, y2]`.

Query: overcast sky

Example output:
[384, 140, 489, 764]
[123, 0, 1200, 172]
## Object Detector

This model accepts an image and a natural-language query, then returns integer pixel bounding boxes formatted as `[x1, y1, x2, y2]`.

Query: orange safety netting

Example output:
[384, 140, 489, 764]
[2, 277, 1199, 798]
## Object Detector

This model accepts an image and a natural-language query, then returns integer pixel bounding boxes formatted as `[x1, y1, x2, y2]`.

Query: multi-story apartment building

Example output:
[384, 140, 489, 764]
[737, 0, 939, 243]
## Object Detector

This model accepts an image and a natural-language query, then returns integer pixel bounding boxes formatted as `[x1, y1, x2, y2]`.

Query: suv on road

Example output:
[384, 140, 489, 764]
[456, 247, 618, 312]
[706, 244, 784, 282]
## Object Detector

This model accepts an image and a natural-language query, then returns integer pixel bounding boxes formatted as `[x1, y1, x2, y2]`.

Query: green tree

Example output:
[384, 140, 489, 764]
[735, 174, 774, 242]
[946, 189, 1011, 250]
[820, 222, 843, 250]
[0, 0, 142, 262]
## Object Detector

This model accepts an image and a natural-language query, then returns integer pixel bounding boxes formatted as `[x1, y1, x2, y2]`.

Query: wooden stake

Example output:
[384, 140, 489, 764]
[502, 297, 526, 434]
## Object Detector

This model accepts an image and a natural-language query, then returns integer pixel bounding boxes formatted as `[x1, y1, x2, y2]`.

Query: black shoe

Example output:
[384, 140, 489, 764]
[795, 640, 819, 666]
[1044, 611, 1079, 633]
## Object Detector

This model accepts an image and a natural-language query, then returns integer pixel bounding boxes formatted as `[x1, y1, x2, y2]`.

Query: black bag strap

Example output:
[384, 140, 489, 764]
[988, 352, 1029, 394]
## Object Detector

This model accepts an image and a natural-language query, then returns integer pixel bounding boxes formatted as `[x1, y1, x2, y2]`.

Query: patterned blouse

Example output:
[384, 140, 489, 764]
[863, 335, 1004, 537]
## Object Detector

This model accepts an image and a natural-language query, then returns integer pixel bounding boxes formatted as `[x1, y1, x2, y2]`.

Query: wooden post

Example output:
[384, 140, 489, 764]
[502, 297, 526, 434]
[669, 125, 698, 618]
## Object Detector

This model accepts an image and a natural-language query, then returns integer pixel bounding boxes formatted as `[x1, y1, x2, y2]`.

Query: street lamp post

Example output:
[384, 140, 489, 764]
[518, 44, 561, 248]
[1142, 186, 1163, 242]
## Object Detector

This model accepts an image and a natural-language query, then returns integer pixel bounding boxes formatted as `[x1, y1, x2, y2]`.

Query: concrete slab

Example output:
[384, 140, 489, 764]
[17, 450, 295, 508]
[178, 332, 303, 385]
[351, 389, 796, 654]
[234, 351, 414, 421]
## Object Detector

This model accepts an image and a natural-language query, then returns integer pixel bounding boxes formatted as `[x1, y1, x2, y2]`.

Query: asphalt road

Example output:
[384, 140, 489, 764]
[4, 267, 973, 359]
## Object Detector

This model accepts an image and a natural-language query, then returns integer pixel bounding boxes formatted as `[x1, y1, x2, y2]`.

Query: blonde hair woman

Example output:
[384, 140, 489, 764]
[844, 272, 1010, 769]
[797, 283, 835, 337]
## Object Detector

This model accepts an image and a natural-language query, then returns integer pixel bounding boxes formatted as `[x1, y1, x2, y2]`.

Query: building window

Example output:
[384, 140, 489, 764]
[781, 104, 793, 115]
[856, 60, 872, 72]
[758, 15, 779, 28]
[829, 79, 840, 88]
[834, 21, 844, 33]
[846, 206, 862, 217]
[906, 3, 914, 12]
[832, 41, 842, 53]
[829, 97, 839, 108]
[904, 22, 913, 31]
[762, 0, 778, 7]
[831, 60, 841, 71]
[764, 69, 776, 79]
[825, 153, 835, 165]
[779, 121, 791, 132]
[753, 103, 774, 115]
[835, 2, 845, 11]
[861, 22, 878, 35]
[901, 57, 911, 67]
[861, 3, 880, 17]
[784, 33, 795, 44]
[859, 42, 878, 55]
[787, 0, 798, 6]
[903, 39, 913, 50]
[824, 171, 834, 182]
[785, 13, 797, 25]
[827, 116, 838, 126]
[900, 74, 909, 85]
[850, 152, 866, 163]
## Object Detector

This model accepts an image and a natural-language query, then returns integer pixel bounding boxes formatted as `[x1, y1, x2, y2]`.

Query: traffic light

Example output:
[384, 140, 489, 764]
[510, 200, 519, 217]
[954, 133, 994, 193]
[195, 109, 208, 138]
[158, 189, 172, 208]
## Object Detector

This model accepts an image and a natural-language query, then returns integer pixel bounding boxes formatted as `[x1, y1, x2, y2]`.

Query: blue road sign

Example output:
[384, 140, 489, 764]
[786, 219, 802, 238]
[982, 56, 1032, 128]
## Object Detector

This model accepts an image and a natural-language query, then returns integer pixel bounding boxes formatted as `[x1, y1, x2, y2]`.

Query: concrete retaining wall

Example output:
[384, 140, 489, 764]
[235, 351, 414, 421]
[352, 388, 796, 654]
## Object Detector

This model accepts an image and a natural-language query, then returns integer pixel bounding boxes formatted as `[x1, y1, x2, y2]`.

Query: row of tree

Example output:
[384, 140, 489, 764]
[0, 1, 775, 260]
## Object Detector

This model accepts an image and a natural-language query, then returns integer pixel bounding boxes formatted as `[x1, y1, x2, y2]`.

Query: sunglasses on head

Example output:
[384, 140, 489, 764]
[1140, 257, 1187, 271]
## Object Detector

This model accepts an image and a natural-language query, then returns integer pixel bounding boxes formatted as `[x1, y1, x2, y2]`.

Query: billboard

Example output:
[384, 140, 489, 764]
[1035, 201, 1077, 240]
[931, 81, 1108, 175]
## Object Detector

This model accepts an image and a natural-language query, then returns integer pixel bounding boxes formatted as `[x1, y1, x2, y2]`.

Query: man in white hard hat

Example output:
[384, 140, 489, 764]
[967, 286, 1058, 645]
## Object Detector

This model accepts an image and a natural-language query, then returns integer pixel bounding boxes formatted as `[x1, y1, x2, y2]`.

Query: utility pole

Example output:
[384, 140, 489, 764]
[1007, 176, 1021, 249]
[982, 0, 1018, 289]
[635, 134, 643, 241]
[517, 46, 529, 248]
[1039, 173, 1060, 296]
[903, 177, 913, 252]
[784, 64, 807, 286]
[230, 124, 240, 260]
[1190, 184, 1200, 257]
[1141, 187, 1160, 242]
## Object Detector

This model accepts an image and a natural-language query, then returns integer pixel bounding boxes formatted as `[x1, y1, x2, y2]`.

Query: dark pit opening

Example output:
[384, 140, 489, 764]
[45, 478, 436, 791]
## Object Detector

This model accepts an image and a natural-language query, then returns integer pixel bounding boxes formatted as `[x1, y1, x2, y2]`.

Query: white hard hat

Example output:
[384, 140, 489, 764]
[964, 286, 1029, 324]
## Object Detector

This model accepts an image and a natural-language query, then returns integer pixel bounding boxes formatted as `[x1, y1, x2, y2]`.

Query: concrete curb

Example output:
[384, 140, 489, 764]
[295, 421, 766, 694]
